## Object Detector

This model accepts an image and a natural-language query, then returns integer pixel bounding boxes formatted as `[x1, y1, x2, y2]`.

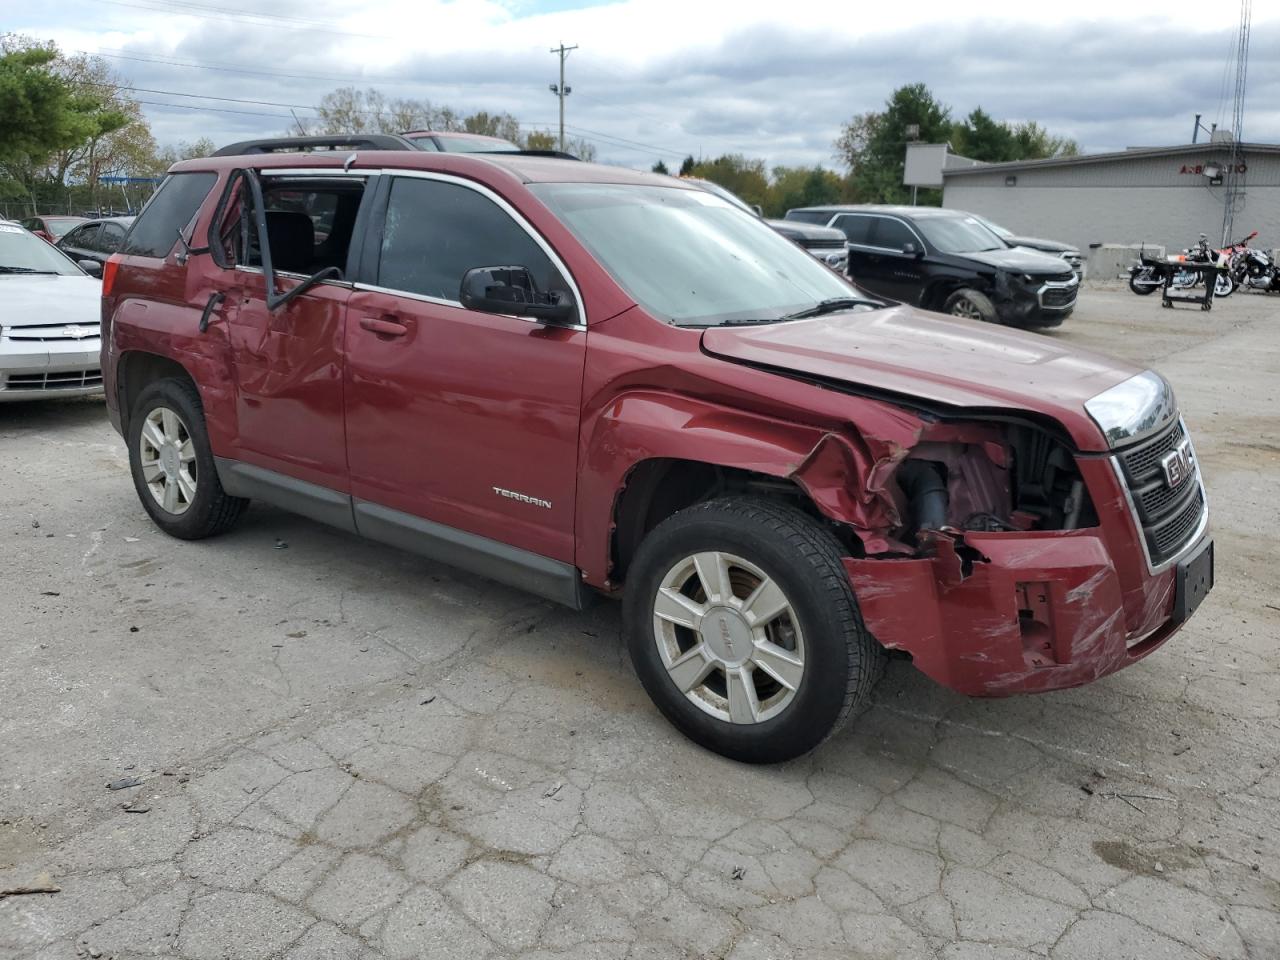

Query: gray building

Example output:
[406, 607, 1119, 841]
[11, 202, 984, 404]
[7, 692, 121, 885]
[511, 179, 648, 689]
[936, 142, 1280, 258]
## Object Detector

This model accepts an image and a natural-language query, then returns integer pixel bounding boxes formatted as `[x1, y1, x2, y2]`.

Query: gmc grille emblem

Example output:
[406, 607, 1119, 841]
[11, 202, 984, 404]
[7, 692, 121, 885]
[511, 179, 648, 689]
[1160, 440, 1194, 490]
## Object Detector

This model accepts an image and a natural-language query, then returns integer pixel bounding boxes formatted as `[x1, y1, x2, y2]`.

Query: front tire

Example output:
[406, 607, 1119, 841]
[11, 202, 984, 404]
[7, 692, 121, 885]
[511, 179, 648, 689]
[127, 378, 248, 539]
[1214, 272, 1234, 297]
[943, 288, 999, 324]
[623, 496, 884, 763]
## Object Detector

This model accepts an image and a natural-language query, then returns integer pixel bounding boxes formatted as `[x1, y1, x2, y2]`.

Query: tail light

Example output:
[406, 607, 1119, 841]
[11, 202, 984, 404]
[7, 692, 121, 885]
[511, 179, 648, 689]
[102, 254, 122, 297]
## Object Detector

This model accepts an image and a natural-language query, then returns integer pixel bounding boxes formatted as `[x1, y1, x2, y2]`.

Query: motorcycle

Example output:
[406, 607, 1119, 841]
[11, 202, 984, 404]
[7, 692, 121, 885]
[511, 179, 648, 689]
[1130, 233, 1246, 298]
[1232, 246, 1280, 292]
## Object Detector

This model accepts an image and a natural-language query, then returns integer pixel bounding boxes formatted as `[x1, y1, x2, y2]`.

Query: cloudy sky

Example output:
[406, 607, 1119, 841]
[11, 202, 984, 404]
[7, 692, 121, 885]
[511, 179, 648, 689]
[10, 0, 1280, 170]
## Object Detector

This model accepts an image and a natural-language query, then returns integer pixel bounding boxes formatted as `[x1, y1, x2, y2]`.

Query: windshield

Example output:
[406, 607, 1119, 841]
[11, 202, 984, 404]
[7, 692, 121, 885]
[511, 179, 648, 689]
[0, 224, 81, 275]
[530, 183, 862, 326]
[434, 135, 520, 153]
[917, 215, 1008, 254]
[684, 178, 758, 216]
[977, 217, 1012, 239]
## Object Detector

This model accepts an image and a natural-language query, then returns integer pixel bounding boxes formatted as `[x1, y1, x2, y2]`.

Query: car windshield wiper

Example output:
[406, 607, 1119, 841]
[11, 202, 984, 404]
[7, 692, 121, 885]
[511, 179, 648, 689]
[0, 266, 58, 274]
[780, 297, 880, 320]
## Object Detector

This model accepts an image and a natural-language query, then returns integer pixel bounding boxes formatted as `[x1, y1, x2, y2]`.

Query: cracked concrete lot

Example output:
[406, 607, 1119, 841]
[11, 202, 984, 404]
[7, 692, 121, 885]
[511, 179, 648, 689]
[1, 286, 1277, 959]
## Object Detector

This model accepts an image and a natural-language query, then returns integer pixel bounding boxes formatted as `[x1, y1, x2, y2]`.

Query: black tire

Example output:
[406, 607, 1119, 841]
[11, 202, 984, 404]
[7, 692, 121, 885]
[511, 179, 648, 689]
[127, 377, 248, 539]
[943, 288, 999, 324]
[623, 496, 884, 764]
[1214, 273, 1234, 298]
[1129, 274, 1160, 296]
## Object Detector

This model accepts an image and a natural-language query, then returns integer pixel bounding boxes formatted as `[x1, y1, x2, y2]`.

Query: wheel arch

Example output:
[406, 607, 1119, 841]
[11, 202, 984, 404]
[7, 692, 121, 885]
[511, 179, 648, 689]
[115, 351, 199, 439]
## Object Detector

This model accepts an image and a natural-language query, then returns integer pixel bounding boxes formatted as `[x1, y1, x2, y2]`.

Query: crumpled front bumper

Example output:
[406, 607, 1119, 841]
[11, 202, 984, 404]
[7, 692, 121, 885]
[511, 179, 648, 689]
[845, 530, 1187, 696]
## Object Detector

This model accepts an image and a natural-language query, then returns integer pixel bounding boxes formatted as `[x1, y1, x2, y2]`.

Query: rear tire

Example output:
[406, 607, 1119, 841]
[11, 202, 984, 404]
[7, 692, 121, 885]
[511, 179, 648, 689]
[127, 378, 248, 539]
[943, 288, 999, 324]
[623, 496, 884, 763]
[1129, 274, 1160, 296]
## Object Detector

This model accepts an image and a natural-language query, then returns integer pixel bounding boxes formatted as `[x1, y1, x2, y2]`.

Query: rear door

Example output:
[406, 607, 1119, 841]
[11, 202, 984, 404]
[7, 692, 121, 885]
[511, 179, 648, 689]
[865, 216, 928, 304]
[829, 214, 883, 293]
[202, 172, 370, 494]
[344, 172, 587, 565]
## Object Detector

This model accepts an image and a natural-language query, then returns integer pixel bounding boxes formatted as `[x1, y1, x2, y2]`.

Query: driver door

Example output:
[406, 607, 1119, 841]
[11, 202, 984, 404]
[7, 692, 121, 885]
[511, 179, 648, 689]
[344, 174, 587, 566]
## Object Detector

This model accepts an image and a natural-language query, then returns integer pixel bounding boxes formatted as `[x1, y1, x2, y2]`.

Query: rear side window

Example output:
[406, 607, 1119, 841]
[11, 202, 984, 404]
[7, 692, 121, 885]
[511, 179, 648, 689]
[123, 172, 217, 258]
[100, 222, 128, 253]
[872, 217, 915, 250]
[831, 214, 873, 245]
[378, 177, 565, 302]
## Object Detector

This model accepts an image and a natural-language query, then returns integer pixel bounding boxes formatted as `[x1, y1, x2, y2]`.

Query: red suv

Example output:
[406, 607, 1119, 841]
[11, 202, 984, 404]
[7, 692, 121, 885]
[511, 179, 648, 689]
[101, 136, 1214, 763]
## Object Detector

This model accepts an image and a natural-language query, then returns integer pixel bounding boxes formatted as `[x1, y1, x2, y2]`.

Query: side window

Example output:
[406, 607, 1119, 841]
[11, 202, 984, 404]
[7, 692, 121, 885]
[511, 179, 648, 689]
[100, 223, 127, 253]
[68, 225, 102, 251]
[873, 217, 916, 251]
[831, 214, 873, 246]
[378, 177, 565, 302]
[123, 172, 218, 258]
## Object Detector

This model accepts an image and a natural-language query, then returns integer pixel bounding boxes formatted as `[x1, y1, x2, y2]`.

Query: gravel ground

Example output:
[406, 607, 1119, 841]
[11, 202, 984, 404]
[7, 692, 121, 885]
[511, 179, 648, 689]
[1, 286, 1277, 959]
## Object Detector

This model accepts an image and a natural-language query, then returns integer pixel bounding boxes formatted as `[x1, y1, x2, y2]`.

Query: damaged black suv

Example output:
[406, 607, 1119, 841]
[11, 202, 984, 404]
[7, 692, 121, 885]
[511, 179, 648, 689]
[785, 204, 1079, 328]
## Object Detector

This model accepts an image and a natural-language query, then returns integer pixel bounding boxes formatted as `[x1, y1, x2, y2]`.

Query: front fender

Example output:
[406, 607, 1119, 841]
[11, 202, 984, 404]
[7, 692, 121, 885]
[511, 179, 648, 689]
[574, 389, 922, 587]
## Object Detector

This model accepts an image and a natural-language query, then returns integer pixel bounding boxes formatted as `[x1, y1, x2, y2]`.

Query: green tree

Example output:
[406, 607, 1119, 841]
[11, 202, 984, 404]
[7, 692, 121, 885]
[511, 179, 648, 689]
[765, 165, 843, 217]
[1009, 121, 1078, 159]
[0, 37, 130, 213]
[651, 159, 669, 175]
[465, 110, 521, 143]
[684, 154, 769, 209]
[952, 107, 1016, 163]
[835, 82, 951, 204]
[678, 155, 696, 176]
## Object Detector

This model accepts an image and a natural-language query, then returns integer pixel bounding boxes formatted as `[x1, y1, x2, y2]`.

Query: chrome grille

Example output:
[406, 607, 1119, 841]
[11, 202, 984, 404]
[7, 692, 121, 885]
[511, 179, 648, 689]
[5, 369, 103, 391]
[1122, 420, 1185, 481]
[4, 323, 101, 342]
[1114, 418, 1206, 568]
[1042, 287, 1077, 308]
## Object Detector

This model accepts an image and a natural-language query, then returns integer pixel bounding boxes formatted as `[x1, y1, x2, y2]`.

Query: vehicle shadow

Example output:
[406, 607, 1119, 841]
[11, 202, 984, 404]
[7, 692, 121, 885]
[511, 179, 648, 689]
[0, 396, 108, 433]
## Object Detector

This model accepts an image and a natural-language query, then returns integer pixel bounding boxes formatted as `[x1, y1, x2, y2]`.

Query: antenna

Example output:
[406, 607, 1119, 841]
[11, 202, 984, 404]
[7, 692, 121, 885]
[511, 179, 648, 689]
[1221, 0, 1251, 244]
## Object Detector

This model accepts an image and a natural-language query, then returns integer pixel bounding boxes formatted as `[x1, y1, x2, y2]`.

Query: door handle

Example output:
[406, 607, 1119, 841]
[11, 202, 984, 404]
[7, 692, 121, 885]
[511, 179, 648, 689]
[360, 315, 408, 338]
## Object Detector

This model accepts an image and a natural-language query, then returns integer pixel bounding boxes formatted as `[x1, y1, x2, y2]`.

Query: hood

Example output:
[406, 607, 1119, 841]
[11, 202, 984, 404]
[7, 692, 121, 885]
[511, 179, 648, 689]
[1006, 234, 1077, 255]
[961, 246, 1075, 276]
[701, 305, 1141, 451]
[0, 274, 102, 327]
[766, 220, 846, 243]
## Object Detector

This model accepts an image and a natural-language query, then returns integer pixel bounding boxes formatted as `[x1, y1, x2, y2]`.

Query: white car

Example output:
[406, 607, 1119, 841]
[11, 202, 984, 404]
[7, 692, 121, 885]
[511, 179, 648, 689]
[0, 220, 104, 401]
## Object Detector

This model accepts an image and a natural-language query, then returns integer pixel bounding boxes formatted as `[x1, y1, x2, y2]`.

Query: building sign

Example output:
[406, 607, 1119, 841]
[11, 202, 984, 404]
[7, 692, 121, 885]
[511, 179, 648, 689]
[1180, 162, 1246, 175]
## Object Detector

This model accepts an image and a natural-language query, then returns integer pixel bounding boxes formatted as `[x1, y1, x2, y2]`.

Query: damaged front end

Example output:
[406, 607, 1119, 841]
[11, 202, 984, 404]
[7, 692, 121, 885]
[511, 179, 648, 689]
[792, 414, 1188, 696]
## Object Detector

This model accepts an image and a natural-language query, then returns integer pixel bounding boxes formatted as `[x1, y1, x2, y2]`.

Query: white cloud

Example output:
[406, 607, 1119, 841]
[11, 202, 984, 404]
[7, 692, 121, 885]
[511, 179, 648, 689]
[11, 0, 1279, 168]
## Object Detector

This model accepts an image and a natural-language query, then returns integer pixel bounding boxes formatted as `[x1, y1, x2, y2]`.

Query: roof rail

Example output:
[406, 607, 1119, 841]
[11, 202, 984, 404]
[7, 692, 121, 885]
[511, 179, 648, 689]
[211, 134, 420, 157]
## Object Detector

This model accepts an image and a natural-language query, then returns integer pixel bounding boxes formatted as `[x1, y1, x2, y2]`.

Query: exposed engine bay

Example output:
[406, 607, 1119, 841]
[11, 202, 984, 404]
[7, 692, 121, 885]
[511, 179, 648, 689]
[892, 422, 1097, 550]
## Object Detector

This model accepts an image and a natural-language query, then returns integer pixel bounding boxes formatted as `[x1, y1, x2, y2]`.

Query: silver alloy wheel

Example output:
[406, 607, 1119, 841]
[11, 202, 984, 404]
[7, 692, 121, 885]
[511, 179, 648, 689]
[139, 406, 197, 515]
[950, 297, 983, 320]
[652, 551, 806, 725]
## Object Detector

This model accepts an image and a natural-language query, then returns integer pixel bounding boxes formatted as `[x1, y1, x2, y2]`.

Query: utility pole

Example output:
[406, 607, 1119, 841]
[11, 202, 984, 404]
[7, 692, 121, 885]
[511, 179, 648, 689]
[549, 43, 577, 152]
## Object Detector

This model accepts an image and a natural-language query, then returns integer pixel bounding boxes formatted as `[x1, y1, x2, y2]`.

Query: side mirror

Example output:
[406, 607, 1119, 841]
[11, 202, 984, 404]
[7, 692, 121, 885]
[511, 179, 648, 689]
[902, 242, 922, 258]
[78, 259, 103, 277]
[460, 266, 577, 325]
[751, 204, 764, 217]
